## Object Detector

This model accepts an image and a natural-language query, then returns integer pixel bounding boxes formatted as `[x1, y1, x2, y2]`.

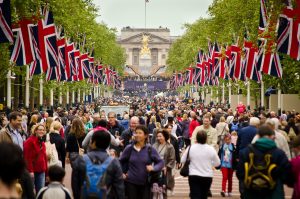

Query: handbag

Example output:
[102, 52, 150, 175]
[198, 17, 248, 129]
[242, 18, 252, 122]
[217, 124, 228, 145]
[180, 146, 191, 177]
[148, 146, 163, 185]
[76, 139, 84, 156]
[45, 134, 62, 167]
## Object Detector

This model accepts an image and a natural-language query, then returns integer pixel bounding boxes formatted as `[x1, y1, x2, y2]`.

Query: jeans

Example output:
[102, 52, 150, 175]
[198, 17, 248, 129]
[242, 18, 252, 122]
[34, 172, 45, 193]
[221, 167, 234, 193]
[188, 175, 212, 199]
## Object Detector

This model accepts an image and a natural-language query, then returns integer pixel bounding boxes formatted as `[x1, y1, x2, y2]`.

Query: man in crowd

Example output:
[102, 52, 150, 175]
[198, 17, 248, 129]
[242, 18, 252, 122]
[191, 115, 218, 151]
[107, 112, 125, 137]
[120, 116, 139, 148]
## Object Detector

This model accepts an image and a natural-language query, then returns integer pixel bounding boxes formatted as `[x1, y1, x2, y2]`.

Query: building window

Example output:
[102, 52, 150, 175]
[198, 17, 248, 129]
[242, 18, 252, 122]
[132, 48, 139, 65]
[151, 48, 158, 66]
[162, 54, 166, 59]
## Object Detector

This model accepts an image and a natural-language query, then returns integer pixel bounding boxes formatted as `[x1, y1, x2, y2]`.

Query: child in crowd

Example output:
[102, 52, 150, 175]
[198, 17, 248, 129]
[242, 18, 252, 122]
[231, 131, 238, 147]
[218, 133, 237, 197]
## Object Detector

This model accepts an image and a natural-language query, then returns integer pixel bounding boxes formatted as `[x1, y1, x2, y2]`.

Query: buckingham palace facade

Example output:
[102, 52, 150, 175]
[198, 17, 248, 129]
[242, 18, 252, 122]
[117, 27, 179, 78]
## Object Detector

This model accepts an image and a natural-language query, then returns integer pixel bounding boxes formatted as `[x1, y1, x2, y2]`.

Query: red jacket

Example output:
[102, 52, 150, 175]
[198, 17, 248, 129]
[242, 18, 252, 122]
[24, 136, 47, 173]
[189, 119, 200, 138]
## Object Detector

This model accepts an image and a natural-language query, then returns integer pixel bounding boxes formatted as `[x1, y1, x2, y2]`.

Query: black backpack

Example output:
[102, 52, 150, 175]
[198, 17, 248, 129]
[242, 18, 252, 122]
[244, 145, 277, 193]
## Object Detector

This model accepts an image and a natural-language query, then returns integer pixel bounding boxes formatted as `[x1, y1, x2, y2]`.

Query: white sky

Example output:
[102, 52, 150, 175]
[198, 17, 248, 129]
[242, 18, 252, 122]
[93, 0, 213, 36]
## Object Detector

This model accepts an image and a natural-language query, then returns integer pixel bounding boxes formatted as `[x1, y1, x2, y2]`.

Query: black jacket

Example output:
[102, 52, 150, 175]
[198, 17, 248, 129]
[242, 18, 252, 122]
[49, 132, 66, 168]
[71, 149, 125, 199]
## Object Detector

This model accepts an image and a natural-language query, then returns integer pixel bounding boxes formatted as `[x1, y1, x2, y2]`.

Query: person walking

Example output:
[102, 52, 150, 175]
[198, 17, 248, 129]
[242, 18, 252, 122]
[120, 125, 164, 199]
[153, 129, 176, 198]
[180, 113, 191, 148]
[181, 130, 220, 199]
[216, 116, 229, 147]
[23, 124, 48, 193]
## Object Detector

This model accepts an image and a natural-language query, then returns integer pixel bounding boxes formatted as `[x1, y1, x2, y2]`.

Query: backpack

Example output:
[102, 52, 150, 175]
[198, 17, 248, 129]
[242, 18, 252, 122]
[244, 145, 277, 193]
[230, 122, 239, 132]
[82, 154, 113, 199]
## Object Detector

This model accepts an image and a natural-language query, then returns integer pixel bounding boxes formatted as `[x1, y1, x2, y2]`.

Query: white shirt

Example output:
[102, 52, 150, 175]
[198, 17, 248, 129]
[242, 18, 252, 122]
[181, 143, 220, 177]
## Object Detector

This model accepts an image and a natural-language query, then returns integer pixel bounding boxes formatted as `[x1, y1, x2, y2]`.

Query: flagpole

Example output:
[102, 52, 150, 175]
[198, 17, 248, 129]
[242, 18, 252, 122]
[222, 82, 225, 104]
[210, 87, 213, 104]
[216, 88, 219, 104]
[66, 87, 70, 109]
[278, 83, 281, 116]
[228, 81, 232, 107]
[237, 83, 240, 105]
[6, 70, 12, 110]
[77, 89, 81, 104]
[50, 88, 54, 109]
[82, 90, 86, 104]
[25, 65, 30, 109]
[39, 76, 43, 111]
[72, 89, 75, 105]
[261, 76, 264, 108]
[247, 79, 250, 110]
[59, 86, 62, 105]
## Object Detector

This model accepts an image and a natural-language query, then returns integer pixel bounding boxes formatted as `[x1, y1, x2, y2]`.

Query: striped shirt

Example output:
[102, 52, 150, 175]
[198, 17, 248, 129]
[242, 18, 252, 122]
[36, 182, 72, 199]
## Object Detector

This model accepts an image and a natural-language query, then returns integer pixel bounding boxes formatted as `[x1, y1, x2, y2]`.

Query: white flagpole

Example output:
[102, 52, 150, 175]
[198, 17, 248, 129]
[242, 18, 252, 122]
[25, 65, 30, 109]
[77, 89, 81, 104]
[261, 76, 264, 108]
[50, 89, 54, 108]
[39, 76, 43, 110]
[222, 82, 225, 104]
[228, 81, 232, 105]
[6, 70, 12, 109]
[247, 79, 251, 109]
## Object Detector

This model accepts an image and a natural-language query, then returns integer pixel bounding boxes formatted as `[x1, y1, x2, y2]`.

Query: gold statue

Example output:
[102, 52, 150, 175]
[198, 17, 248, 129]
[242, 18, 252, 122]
[140, 34, 151, 56]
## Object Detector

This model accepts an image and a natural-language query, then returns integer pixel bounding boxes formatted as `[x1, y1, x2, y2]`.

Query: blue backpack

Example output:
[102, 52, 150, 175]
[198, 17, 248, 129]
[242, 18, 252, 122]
[82, 155, 113, 199]
[231, 122, 239, 132]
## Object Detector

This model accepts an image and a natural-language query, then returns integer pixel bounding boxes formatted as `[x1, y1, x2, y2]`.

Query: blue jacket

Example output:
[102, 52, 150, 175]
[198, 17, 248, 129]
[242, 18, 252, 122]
[71, 149, 125, 199]
[237, 125, 257, 154]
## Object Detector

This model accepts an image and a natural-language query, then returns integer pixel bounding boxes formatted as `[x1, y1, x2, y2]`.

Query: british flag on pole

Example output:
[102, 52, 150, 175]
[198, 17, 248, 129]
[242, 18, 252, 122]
[29, 24, 43, 76]
[80, 53, 91, 79]
[103, 66, 111, 86]
[10, 19, 35, 66]
[57, 38, 67, 81]
[277, 0, 300, 60]
[0, 0, 13, 43]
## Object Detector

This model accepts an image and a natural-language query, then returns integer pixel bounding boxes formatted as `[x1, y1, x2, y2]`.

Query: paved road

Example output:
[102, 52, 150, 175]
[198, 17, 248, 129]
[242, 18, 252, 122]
[63, 163, 293, 199]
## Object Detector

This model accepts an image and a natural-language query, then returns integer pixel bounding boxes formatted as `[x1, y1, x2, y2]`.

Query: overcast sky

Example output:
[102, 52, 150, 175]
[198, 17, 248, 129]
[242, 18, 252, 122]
[93, 0, 213, 36]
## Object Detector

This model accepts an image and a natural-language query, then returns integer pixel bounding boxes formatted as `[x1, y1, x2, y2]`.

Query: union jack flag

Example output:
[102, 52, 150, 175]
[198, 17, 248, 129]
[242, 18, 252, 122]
[97, 64, 103, 84]
[10, 19, 35, 66]
[38, 7, 58, 73]
[213, 42, 222, 78]
[80, 53, 91, 79]
[194, 50, 206, 86]
[229, 44, 243, 80]
[29, 25, 43, 76]
[277, 0, 300, 60]
[184, 66, 194, 85]
[0, 0, 13, 43]
[74, 46, 81, 81]
[88, 51, 95, 83]
[57, 38, 67, 81]
[243, 40, 261, 82]
[103, 67, 112, 85]
[65, 42, 75, 81]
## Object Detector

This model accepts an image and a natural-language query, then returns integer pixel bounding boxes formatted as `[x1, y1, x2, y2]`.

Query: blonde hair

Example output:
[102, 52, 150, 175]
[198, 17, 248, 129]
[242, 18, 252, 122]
[45, 117, 54, 133]
[231, 131, 238, 136]
[50, 121, 62, 133]
[30, 114, 38, 124]
[31, 124, 46, 136]
[155, 122, 161, 129]
[219, 116, 226, 123]
[150, 116, 156, 124]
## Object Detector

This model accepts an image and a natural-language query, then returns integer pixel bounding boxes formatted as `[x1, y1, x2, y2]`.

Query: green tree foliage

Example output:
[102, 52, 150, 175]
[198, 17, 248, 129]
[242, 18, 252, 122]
[167, 0, 300, 94]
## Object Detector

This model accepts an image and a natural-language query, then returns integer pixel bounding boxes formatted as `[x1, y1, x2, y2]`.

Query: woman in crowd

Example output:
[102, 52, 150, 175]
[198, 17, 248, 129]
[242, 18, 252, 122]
[81, 116, 93, 134]
[66, 117, 86, 162]
[181, 130, 220, 199]
[180, 113, 191, 147]
[148, 116, 157, 136]
[153, 129, 176, 198]
[45, 117, 54, 134]
[66, 117, 86, 199]
[28, 114, 38, 135]
[216, 116, 229, 147]
[120, 125, 164, 199]
[48, 121, 66, 168]
[23, 124, 47, 193]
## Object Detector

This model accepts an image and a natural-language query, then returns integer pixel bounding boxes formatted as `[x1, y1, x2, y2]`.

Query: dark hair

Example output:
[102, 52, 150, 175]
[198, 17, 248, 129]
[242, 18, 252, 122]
[292, 135, 300, 148]
[97, 119, 108, 128]
[8, 111, 22, 121]
[92, 130, 111, 149]
[157, 129, 170, 141]
[48, 165, 65, 182]
[196, 130, 207, 144]
[0, 143, 25, 185]
[135, 125, 149, 135]
[258, 125, 275, 137]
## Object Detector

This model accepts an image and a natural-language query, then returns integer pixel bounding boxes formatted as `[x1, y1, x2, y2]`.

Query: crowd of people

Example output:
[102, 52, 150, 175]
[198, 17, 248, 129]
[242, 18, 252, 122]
[0, 96, 300, 199]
